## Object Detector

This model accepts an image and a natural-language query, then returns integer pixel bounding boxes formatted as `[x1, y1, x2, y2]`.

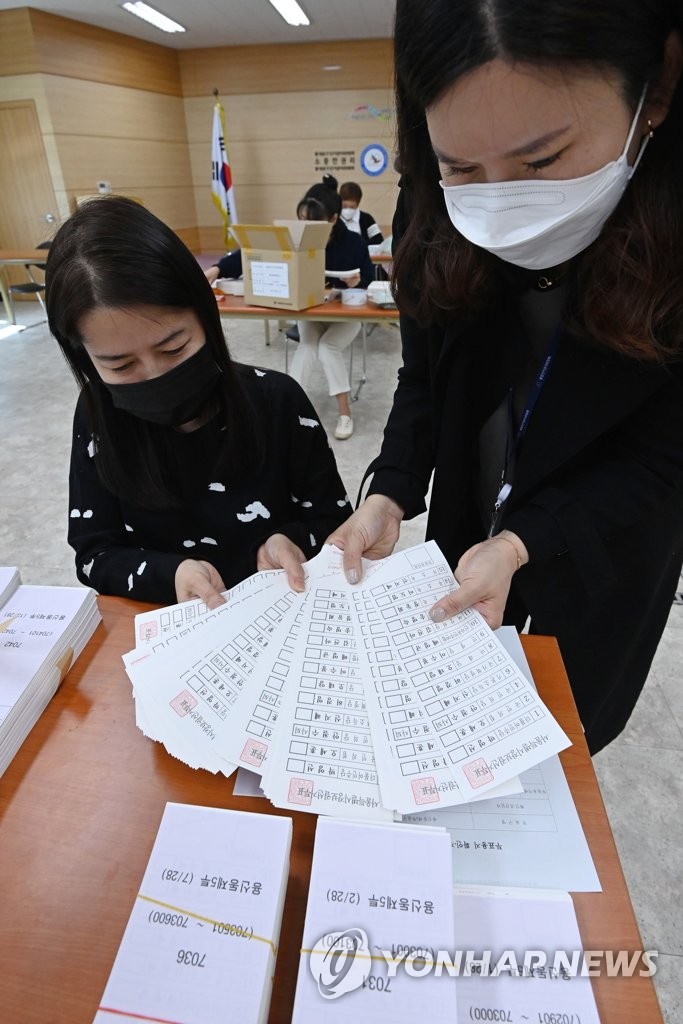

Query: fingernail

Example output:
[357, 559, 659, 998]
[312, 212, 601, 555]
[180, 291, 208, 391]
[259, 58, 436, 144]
[429, 607, 446, 622]
[347, 568, 359, 585]
[294, 579, 305, 593]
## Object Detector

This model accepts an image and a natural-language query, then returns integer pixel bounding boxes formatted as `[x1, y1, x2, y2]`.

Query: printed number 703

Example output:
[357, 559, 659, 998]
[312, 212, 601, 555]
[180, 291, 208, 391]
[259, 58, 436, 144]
[177, 950, 206, 968]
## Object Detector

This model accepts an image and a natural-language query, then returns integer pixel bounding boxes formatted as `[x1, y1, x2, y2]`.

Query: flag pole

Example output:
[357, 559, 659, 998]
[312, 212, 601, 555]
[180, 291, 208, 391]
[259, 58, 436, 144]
[211, 88, 238, 248]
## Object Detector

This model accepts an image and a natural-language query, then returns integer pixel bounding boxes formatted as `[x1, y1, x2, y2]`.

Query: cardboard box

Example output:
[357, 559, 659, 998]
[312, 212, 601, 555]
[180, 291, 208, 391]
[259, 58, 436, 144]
[230, 221, 330, 311]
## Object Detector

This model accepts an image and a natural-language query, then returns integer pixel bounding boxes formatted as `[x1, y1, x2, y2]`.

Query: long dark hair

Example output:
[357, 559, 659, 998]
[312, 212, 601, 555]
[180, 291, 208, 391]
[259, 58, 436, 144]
[393, 0, 683, 360]
[46, 195, 261, 508]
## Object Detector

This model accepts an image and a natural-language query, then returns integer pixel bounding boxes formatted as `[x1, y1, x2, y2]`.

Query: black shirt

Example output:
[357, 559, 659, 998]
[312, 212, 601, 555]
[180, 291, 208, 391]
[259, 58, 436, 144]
[68, 365, 351, 603]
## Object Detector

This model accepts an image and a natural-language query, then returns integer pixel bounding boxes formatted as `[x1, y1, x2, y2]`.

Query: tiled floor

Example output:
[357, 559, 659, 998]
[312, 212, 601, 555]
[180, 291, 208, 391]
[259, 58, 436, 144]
[1, 302, 681, 1021]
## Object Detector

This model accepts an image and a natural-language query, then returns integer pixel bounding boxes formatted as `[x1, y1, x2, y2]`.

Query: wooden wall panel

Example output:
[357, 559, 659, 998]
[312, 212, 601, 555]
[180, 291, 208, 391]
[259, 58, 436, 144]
[184, 89, 394, 143]
[179, 40, 393, 97]
[27, 9, 182, 96]
[0, 9, 38, 76]
[184, 81, 398, 243]
[57, 138, 193, 191]
[44, 77, 190, 142]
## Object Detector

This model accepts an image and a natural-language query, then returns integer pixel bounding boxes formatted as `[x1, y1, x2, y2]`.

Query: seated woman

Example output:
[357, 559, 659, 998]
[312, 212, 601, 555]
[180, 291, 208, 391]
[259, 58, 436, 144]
[203, 248, 242, 284]
[45, 196, 351, 607]
[290, 182, 375, 440]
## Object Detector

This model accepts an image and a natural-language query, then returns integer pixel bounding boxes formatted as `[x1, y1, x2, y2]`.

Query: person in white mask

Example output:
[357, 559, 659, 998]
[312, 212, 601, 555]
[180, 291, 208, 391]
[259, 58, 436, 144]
[339, 181, 385, 246]
[329, 0, 683, 755]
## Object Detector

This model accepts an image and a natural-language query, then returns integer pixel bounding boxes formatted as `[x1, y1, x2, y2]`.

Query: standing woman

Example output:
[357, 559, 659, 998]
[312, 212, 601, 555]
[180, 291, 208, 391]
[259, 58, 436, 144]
[330, 0, 683, 754]
[46, 196, 351, 608]
[289, 182, 375, 441]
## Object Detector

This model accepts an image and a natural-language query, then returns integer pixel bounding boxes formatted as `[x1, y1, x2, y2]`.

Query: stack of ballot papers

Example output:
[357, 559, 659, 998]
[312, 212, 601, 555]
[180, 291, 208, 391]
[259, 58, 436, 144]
[123, 541, 571, 817]
[0, 566, 100, 777]
[293, 815, 457, 1021]
[94, 802, 292, 1024]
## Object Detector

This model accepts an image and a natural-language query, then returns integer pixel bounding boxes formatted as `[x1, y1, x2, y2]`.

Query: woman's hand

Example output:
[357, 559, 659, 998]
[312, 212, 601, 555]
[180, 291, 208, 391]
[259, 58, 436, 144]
[257, 533, 307, 592]
[345, 273, 361, 288]
[429, 531, 528, 630]
[175, 559, 227, 608]
[326, 494, 404, 583]
[204, 265, 220, 284]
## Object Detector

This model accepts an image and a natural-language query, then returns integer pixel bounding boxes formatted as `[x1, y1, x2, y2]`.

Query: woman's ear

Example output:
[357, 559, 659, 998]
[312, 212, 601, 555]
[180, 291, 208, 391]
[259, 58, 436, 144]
[646, 29, 683, 128]
[330, 213, 339, 225]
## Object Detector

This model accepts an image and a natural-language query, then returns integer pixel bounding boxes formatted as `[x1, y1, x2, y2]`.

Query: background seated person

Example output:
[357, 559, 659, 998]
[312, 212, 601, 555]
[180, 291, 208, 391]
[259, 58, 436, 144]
[204, 248, 242, 285]
[289, 182, 374, 441]
[339, 180, 385, 245]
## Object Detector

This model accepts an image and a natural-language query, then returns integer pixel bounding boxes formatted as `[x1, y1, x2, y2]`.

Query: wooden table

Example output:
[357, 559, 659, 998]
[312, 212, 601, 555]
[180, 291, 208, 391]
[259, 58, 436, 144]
[217, 293, 398, 397]
[0, 597, 663, 1023]
[0, 248, 48, 324]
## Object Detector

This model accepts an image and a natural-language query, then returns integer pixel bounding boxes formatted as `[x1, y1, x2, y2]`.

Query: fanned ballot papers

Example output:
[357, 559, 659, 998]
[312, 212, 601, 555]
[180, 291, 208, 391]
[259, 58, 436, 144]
[123, 542, 570, 816]
[94, 803, 292, 1024]
[0, 567, 100, 777]
[293, 816, 457, 1021]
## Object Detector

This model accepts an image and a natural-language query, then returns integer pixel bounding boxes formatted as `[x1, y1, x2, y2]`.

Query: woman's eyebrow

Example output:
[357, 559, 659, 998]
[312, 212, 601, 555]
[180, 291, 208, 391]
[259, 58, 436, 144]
[92, 328, 187, 361]
[433, 125, 571, 165]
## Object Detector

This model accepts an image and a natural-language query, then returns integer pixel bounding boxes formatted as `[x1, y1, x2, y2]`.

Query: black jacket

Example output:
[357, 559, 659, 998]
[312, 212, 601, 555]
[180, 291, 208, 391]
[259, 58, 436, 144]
[367, 187, 683, 753]
[68, 366, 350, 604]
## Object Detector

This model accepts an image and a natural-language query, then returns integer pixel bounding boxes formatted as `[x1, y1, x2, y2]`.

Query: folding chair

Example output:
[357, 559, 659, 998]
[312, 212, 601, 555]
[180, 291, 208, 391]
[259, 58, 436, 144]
[7, 241, 51, 326]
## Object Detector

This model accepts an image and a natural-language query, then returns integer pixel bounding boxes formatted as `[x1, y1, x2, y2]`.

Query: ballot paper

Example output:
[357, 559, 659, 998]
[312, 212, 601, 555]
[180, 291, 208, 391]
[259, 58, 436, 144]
[405, 629, 600, 891]
[452, 886, 601, 1024]
[128, 574, 301, 775]
[349, 542, 570, 811]
[259, 568, 394, 820]
[134, 570, 280, 650]
[93, 803, 292, 1024]
[292, 816, 457, 1022]
[124, 543, 570, 819]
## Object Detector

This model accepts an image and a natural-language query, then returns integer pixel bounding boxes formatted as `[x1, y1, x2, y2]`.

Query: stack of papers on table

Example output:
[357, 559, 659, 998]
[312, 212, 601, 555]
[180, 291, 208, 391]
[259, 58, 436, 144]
[94, 802, 292, 1024]
[0, 567, 100, 777]
[292, 816, 457, 1022]
[123, 541, 571, 818]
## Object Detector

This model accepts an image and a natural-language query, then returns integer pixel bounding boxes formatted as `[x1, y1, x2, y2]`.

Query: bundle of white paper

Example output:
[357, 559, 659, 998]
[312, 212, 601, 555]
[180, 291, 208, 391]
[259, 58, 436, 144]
[93, 803, 292, 1024]
[123, 543, 570, 818]
[293, 816, 457, 1022]
[0, 572, 100, 777]
[452, 886, 601, 1023]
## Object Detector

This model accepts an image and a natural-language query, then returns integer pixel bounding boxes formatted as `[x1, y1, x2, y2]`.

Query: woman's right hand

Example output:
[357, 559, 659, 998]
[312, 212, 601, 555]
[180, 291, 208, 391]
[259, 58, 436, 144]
[326, 494, 404, 583]
[175, 559, 226, 608]
[204, 265, 220, 285]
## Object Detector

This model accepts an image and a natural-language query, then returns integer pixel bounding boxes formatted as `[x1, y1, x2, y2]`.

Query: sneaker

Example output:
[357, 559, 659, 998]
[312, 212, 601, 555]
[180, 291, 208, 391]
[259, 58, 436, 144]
[285, 325, 300, 342]
[334, 415, 354, 440]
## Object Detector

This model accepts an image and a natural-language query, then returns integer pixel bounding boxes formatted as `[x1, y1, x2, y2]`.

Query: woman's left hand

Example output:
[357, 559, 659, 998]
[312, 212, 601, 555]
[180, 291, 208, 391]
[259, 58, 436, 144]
[428, 531, 528, 630]
[257, 533, 307, 592]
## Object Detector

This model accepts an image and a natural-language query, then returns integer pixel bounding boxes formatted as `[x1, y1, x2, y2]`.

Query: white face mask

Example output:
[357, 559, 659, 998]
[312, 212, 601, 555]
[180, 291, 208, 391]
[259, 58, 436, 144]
[341, 206, 362, 232]
[439, 87, 650, 270]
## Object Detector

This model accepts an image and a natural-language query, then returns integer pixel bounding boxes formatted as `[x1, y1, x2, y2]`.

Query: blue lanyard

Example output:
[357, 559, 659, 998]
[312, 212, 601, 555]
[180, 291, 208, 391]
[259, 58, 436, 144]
[489, 325, 561, 534]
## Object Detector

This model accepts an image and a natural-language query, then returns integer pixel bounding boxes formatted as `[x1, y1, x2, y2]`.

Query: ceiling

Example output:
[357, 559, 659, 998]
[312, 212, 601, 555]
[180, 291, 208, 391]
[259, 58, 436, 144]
[0, 0, 396, 49]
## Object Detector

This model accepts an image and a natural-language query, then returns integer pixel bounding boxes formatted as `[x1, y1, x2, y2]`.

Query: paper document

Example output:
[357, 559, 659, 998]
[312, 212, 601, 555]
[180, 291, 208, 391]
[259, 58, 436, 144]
[293, 816, 457, 1022]
[452, 886, 601, 1023]
[94, 803, 292, 1024]
[124, 543, 570, 819]
[405, 629, 600, 891]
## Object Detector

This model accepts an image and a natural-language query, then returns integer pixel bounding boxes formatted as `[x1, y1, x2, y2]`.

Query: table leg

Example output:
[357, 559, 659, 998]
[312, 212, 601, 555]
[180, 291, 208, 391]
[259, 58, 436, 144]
[351, 324, 368, 401]
[0, 272, 16, 325]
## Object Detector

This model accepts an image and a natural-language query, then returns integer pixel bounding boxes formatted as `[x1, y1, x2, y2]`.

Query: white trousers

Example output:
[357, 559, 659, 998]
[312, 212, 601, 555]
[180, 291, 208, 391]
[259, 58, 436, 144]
[289, 319, 360, 396]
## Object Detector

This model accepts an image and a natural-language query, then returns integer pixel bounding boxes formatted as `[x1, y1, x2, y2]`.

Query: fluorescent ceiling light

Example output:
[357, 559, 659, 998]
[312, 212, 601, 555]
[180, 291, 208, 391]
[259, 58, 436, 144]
[120, 2, 186, 33]
[322, 65, 342, 71]
[267, 0, 310, 27]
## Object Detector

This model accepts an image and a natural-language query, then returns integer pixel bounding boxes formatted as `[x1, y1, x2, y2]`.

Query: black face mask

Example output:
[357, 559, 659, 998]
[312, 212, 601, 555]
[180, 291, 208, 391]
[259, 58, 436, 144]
[102, 344, 222, 427]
